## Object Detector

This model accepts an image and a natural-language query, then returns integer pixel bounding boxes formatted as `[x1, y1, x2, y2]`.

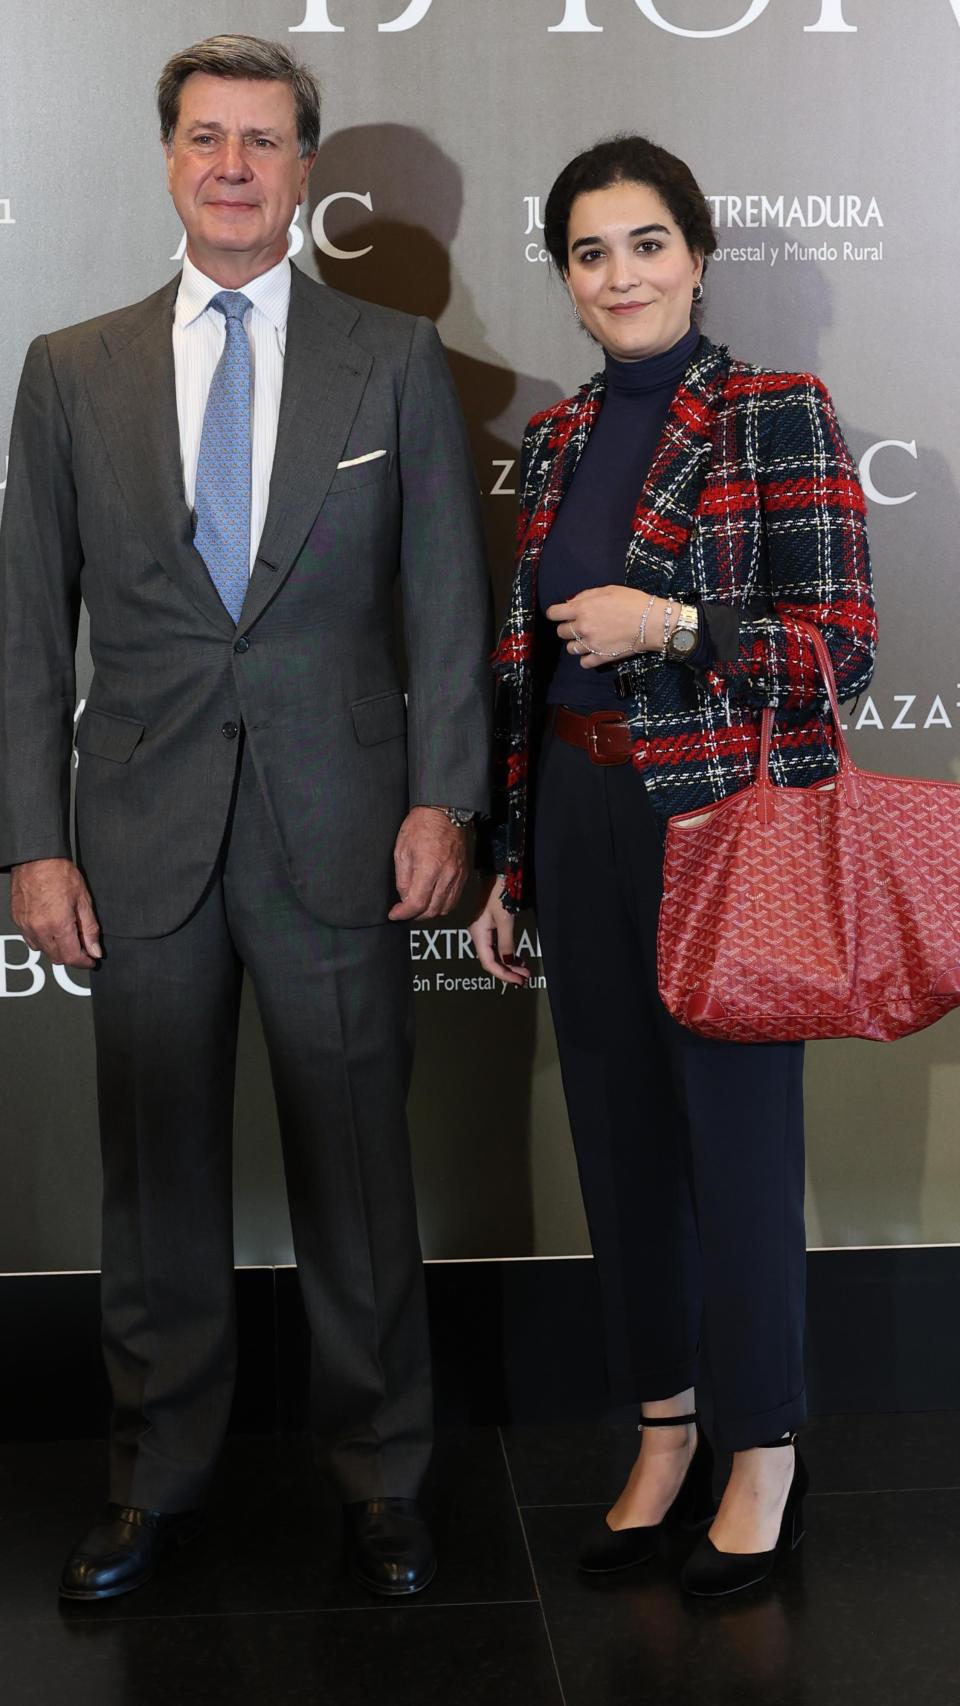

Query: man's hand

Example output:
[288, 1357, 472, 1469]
[10, 858, 103, 969]
[389, 808, 469, 921]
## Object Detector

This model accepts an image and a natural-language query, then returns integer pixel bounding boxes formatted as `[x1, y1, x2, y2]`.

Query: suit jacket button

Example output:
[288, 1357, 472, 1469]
[233, 637, 250, 654]
[221, 721, 239, 740]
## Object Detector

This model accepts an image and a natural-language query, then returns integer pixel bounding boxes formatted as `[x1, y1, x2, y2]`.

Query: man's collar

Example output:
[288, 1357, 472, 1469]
[174, 252, 292, 330]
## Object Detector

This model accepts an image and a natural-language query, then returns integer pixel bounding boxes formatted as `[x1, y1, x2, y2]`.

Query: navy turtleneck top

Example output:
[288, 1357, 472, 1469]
[538, 323, 707, 713]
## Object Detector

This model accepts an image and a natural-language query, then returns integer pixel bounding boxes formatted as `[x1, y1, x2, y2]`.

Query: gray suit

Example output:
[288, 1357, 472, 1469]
[0, 265, 491, 1506]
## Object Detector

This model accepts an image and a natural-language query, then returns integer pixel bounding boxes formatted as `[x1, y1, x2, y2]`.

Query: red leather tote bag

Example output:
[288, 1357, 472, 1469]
[657, 623, 960, 1043]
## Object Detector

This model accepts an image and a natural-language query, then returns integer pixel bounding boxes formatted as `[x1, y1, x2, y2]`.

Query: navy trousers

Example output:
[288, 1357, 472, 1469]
[534, 729, 807, 1451]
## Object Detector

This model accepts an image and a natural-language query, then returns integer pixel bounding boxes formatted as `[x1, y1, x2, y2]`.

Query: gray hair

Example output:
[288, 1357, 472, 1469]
[157, 35, 321, 157]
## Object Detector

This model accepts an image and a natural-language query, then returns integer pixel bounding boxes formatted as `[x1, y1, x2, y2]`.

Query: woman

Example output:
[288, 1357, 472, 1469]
[470, 136, 876, 1597]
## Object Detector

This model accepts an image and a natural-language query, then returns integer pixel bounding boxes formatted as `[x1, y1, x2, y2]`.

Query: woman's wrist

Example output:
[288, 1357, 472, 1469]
[631, 593, 657, 655]
[640, 597, 702, 657]
[639, 596, 677, 654]
[625, 590, 672, 655]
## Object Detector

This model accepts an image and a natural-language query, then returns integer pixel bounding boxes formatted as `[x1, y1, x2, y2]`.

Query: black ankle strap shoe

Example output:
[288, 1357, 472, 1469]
[578, 1413, 716, 1574]
[680, 1434, 808, 1597]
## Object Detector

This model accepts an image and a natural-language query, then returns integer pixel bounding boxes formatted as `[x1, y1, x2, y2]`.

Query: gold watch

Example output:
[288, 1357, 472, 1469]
[665, 603, 701, 662]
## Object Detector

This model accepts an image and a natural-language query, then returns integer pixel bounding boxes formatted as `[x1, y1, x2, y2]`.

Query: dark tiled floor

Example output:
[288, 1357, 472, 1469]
[3, 1415, 959, 1705]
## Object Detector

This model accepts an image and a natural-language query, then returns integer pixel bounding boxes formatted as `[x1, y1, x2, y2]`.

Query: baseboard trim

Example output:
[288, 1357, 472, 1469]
[3, 1247, 958, 1440]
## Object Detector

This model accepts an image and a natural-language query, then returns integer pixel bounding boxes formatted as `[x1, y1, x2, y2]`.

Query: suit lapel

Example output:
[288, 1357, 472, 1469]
[85, 278, 236, 637]
[525, 376, 604, 558]
[624, 338, 732, 594]
[511, 376, 604, 628]
[237, 268, 371, 635]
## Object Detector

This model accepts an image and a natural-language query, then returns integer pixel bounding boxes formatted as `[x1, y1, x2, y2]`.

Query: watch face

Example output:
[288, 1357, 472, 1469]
[670, 625, 698, 658]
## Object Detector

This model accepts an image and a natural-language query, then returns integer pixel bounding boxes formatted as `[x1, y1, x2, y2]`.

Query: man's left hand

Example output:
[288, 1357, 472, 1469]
[389, 807, 469, 921]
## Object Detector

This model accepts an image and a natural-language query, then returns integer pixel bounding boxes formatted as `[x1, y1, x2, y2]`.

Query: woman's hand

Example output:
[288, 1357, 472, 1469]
[469, 877, 531, 987]
[546, 586, 669, 667]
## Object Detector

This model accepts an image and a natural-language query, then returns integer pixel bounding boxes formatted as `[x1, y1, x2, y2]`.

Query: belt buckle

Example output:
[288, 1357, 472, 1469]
[587, 711, 626, 766]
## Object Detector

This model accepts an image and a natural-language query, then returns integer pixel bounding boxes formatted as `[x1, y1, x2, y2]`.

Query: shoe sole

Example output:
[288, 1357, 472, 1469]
[578, 1553, 658, 1574]
[352, 1560, 438, 1598]
[59, 1572, 155, 1602]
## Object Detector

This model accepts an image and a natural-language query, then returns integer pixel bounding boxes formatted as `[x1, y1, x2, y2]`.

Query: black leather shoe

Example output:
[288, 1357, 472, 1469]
[59, 1504, 203, 1601]
[344, 1498, 437, 1597]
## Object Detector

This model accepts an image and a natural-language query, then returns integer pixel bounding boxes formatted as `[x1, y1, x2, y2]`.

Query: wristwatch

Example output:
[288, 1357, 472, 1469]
[665, 602, 701, 663]
[432, 806, 475, 827]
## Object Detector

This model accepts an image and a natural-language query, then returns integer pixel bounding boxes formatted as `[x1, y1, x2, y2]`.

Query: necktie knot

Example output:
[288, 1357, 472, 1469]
[210, 291, 251, 325]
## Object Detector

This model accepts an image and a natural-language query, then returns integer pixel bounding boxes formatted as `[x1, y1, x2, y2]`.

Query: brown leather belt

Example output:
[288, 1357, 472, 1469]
[554, 706, 635, 766]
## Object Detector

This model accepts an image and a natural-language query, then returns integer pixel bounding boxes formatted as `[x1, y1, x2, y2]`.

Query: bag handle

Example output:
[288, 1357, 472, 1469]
[756, 619, 862, 822]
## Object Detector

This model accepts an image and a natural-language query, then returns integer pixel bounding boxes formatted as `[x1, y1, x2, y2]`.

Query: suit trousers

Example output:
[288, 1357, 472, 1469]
[534, 729, 807, 1451]
[90, 737, 432, 1510]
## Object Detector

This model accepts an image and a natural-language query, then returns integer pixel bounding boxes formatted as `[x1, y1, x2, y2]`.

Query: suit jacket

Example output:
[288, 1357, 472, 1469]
[490, 337, 877, 909]
[0, 266, 492, 934]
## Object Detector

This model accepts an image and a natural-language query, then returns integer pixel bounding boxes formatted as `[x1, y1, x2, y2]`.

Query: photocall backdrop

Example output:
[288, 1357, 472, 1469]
[1, 0, 958, 1275]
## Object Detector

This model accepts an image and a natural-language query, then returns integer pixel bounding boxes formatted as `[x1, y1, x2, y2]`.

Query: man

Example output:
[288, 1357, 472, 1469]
[0, 35, 490, 1600]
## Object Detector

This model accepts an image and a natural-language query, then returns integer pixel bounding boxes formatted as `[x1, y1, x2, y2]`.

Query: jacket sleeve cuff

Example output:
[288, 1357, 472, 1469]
[694, 603, 741, 665]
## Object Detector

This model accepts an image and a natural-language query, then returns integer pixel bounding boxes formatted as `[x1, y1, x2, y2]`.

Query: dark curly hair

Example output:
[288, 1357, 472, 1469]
[543, 135, 716, 279]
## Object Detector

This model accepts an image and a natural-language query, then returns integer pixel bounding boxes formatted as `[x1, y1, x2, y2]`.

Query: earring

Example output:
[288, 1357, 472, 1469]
[574, 304, 582, 323]
[692, 282, 704, 304]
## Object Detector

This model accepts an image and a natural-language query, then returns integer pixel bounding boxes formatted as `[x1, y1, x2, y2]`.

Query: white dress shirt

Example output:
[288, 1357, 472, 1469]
[173, 253, 290, 576]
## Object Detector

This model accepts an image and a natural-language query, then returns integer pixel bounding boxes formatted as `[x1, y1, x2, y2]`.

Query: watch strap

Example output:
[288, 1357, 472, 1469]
[431, 806, 475, 827]
[665, 603, 701, 661]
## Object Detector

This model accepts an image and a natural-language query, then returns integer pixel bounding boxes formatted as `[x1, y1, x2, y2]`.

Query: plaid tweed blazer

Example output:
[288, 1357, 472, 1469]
[490, 336, 877, 911]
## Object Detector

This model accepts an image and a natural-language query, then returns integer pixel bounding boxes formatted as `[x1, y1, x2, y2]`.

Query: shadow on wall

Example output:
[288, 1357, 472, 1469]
[705, 259, 960, 1254]
[302, 125, 571, 1258]
[306, 123, 563, 613]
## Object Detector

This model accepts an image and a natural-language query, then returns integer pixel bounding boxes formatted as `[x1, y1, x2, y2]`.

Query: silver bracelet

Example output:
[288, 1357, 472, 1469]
[582, 635, 632, 659]
[634, 593, 656, 654]
[659, 597, 675, 660]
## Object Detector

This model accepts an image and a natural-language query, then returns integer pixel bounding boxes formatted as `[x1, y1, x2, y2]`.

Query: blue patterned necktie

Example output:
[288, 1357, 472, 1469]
[193, 291, 253, 624]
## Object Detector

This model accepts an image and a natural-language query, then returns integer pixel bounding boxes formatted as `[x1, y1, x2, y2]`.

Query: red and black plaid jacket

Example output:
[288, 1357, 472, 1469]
[490, 337, 877, 911]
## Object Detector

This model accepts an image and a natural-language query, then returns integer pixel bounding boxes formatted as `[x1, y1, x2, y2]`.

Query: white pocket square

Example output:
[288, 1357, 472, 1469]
[337, 449, 387, 469]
